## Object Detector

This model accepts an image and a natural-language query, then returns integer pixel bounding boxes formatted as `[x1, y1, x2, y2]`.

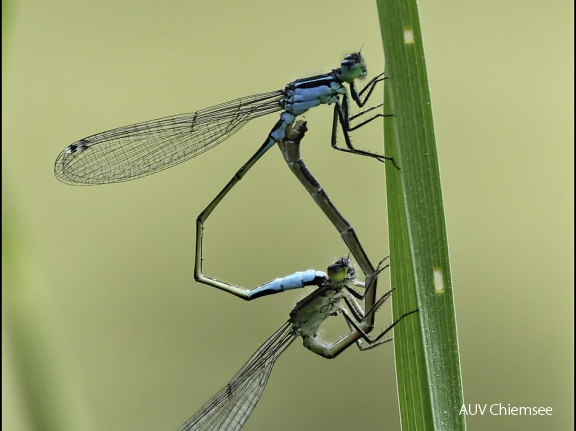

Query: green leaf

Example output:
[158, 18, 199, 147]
[375, 1, 466, 430]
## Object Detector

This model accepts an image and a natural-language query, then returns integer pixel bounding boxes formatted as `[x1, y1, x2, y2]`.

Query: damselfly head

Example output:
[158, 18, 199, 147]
[339, 53, 367, 82]
[327, 257, 356, 284]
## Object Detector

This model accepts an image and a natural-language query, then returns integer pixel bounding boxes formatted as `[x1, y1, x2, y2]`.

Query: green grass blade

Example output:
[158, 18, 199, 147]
[375, 1, 466, 430]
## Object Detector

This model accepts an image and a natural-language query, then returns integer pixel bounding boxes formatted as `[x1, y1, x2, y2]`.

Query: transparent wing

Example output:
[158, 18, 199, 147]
[179, 321, 295, 431]
[54, 91, 284, 185]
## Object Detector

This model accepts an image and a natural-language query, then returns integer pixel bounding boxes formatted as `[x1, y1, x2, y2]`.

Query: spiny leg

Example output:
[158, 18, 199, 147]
[348, 308, 420, 351]
[330, 72, 400, 169]
[341, 284, 420, 351]
[343, 256, 390, 303]
[353, 72, 388, 106]
[330, 99, 399, 169]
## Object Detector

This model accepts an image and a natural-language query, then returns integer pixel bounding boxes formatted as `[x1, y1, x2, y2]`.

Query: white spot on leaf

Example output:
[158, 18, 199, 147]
[404, 28, 415, 44]
[433, 268, 444, 293]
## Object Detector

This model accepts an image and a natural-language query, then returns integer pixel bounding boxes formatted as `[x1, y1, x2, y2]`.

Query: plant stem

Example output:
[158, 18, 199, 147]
[376, 1, 466, 429]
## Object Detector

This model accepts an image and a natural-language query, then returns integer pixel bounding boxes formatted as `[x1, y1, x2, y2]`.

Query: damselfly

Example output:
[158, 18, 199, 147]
[179, 257, 417, 431]
[55, 53, 392, 185]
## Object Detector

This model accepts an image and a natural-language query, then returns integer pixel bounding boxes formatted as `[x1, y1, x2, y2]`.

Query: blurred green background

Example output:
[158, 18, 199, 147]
[3, 0, 573, 430]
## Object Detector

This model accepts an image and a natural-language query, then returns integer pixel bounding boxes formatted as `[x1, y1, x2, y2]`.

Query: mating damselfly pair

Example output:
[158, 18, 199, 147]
[55, 53, 415, 430]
